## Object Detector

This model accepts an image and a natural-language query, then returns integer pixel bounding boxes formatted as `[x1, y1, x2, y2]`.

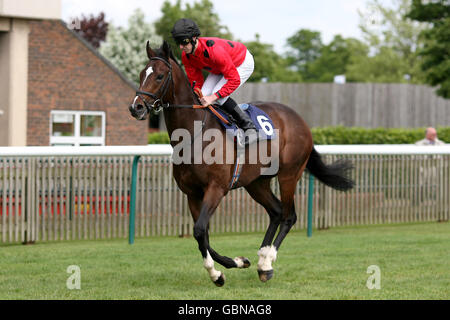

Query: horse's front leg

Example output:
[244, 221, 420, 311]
[189, 184, 227, 286]
[206, 230, 251, 269]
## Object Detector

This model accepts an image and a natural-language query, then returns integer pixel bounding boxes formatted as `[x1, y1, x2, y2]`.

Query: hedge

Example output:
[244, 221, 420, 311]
[148, 127, 450, 145]
[148, 132, 170, 144]
[311, 126, 450, 145]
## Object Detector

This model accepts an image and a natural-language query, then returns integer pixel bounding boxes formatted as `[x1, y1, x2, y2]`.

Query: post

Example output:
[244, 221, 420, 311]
[129, 155, 141, 244]
[307, 173, 314, 238]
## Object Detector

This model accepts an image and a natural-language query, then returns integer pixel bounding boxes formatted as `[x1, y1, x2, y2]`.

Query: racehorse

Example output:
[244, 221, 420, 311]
[129, 41, 354, 286]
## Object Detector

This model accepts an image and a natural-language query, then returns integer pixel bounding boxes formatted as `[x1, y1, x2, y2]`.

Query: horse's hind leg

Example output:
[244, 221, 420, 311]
[244, 177, 283, 282]
[273, 175, 299, 249]
[257, 167, 305, 282]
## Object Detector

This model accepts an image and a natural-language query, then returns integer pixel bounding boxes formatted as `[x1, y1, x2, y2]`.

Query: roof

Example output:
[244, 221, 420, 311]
[59, 20, 138, 91]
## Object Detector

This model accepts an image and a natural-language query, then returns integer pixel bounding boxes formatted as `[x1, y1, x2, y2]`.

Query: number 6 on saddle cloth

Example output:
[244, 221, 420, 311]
[213, 103, 277, 141]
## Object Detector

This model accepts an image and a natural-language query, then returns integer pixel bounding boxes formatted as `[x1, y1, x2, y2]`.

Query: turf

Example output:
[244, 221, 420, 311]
[0, 222, 448, 300]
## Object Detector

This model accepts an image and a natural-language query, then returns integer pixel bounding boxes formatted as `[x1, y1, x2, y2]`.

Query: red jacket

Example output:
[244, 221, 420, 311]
[181, 37, 247, 99]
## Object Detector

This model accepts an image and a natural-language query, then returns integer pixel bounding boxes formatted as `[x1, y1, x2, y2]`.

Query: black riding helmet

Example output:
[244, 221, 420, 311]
[171, 18, 201, 45]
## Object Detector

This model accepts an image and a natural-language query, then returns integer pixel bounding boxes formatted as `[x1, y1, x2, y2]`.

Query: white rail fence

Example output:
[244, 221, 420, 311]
[0, 145, 449, 244]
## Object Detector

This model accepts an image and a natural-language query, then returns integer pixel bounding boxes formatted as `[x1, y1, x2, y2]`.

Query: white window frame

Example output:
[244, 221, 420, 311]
[50, 110, 106, 146]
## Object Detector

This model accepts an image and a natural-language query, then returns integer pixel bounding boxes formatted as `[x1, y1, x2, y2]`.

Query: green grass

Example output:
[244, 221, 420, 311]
[0, 222, 448, 300]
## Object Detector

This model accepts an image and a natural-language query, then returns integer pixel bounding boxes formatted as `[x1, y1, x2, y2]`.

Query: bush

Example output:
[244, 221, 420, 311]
[148, 127, 450, 145]
[311, 126, 450, 145]
[148, 132, 170, 144]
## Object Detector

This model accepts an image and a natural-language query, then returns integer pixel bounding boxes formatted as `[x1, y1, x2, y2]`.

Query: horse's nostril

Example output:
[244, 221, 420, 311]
[136, 104, 144, 112]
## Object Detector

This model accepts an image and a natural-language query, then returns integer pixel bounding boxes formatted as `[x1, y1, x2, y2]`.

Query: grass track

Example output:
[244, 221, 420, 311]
[0, 222, 448, 299]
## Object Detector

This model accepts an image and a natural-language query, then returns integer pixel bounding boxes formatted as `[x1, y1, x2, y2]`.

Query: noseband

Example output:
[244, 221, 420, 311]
[135, 57, 173, 113]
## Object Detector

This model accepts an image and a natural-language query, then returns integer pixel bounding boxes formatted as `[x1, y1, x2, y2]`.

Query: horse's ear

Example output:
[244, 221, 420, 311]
[146, 41, 156, 59]
[161, 40, 171, 60]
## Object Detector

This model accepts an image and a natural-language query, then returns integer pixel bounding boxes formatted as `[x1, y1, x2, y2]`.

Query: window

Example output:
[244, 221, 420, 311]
[50, 111, 105, 146]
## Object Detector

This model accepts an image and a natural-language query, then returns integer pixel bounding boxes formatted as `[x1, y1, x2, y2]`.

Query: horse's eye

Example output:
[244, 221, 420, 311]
[156, 74, 164, 81]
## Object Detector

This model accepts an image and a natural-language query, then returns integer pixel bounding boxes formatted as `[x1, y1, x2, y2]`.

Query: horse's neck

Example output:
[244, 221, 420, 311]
[163, 62, 208, 136]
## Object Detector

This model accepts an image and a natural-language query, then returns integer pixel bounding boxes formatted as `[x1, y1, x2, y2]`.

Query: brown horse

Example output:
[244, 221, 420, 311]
[129, 41, 354, 286]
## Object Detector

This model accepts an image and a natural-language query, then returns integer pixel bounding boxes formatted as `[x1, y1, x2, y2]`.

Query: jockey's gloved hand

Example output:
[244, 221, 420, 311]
[194, 87, 203, 99]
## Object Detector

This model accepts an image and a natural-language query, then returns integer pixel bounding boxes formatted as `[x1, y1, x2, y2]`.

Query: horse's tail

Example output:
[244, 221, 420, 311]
[306, 147, 354, 191]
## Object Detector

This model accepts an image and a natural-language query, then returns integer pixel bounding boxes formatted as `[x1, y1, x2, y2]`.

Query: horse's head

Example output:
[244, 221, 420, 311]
[129, 40, 174, 120]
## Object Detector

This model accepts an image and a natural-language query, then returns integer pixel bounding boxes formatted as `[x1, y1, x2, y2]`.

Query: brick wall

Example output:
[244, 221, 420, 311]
[27, 20, 147, 146]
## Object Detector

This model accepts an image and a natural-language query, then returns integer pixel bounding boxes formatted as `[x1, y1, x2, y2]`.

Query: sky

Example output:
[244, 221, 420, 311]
[61, 0, 393, 54]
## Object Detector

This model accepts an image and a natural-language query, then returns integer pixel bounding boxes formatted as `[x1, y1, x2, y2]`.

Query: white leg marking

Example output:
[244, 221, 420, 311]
[233, 257, 245, 268]
[203, 250, 221, 282]
[257, 245, 277, 271]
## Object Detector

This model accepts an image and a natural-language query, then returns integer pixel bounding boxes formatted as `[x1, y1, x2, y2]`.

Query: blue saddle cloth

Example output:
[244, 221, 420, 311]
[213, 103, 276, 140]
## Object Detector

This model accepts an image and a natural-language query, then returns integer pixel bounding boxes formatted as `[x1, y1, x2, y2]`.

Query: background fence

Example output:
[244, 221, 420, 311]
[232, 83, 450, 128]
[0, 145, 449, 244]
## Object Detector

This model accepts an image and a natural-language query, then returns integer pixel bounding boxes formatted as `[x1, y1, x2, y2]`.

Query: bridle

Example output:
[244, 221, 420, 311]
[133, 56, 229, 125]
[135, 57, 173, 113]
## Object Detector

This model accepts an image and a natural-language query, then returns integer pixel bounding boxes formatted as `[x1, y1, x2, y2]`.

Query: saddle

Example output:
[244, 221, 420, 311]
[192, 88, 276, 142]
[209, 103, 277, 142]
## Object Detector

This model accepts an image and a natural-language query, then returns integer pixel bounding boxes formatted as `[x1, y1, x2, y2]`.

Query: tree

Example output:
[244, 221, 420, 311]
[346, 46, 410, 83]
[99, 8, 162, 86]
[407, 0, 450, 98]
[72, 12, 109, 49]
[285, 29, 323, 79]
[154, 0, 232, 62]
[154, 0, 300, 83]
[285, 30, 368, 82]
[244, 34, 302, 82]
[357, 0, 429, 83]
[307, 36, 369, 82]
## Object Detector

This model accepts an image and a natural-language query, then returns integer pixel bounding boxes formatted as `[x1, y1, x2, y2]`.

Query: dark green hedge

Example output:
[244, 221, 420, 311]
[148, 132, 170, 144]
[311, 126, 450, 144]
[148, 127, 450, 145]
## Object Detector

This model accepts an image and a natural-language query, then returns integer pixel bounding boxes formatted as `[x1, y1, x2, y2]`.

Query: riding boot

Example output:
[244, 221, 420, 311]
[221, 98, 256, 131]
[221, 98, 258, 145]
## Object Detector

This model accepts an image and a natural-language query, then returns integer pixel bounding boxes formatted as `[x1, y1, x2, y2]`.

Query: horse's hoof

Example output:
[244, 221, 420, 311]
[258, 269, 274, 282]
[234, 256, 251, 268]
[213, 272, 226, 287]
[241, 257, 251, 268]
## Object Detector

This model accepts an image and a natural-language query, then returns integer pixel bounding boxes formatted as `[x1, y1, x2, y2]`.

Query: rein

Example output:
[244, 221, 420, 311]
[136, 56, 230, 125]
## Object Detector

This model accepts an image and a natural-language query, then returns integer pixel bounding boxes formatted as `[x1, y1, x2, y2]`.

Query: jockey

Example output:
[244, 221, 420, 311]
[171, 18, 257, 136]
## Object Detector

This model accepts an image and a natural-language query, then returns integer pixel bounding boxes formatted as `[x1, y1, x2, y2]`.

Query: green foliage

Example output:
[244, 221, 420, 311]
[307, 36, 369, 82]
[355, 0, 428, 84]
[311, 126, 450, 145]
[99, 8, 162, 86]
[154, 0, 300, 83]
[149, 127, 450, 145]
[286, 29, 323, 77]
[407, 0, 450, 98]
[346, 46, 410, 83]
[283, 0, 429, 84]
[244, 34, 302, 83]
[154, 0, 232, 62]
[148, 132, 170, 144]
[97, 0, 446, 90]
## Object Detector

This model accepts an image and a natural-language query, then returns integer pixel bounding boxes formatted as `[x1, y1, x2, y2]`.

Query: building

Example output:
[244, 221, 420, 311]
[0, 0, 147, 146]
